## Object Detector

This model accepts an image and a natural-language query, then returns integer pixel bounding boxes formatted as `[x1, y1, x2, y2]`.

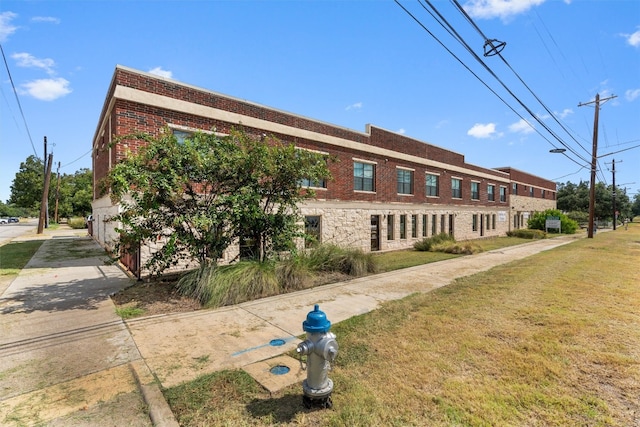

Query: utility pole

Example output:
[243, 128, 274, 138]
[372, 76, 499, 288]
[43, 136, 48, 228]
[578, 93, 616, 238]
[54, 161, 61, 224]
[608, 159, 622, 230]
[37, 154, 54, 235]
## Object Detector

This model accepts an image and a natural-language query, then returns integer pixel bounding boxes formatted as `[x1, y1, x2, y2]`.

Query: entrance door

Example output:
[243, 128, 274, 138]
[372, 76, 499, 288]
[370, 215, 380, 251]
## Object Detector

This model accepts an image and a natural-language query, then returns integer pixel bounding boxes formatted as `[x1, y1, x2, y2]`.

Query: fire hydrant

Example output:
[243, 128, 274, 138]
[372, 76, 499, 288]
[296, 304, 338, 409]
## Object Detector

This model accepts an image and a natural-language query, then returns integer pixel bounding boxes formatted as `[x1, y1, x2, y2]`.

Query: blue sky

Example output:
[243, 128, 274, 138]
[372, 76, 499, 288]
[1, 0, 639, 204]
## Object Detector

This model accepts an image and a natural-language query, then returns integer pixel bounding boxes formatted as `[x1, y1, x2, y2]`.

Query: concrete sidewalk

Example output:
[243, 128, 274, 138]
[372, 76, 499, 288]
[0, 226, 582, 426]
[0, 228, 173, 426]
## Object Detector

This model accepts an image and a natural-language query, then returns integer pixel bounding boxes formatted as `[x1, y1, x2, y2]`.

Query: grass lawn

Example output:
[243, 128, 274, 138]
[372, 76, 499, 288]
[164, 225, 640, 426]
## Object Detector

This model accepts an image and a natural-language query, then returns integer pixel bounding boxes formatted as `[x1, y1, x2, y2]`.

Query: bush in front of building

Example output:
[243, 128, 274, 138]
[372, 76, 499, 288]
[67, 217, 87, 229]
[434, 241, 483, 255]
[527, 209, 579, 234]
[414, 233, 456, 251]
[506, 229, 547, 239]
[176, 243, 379, 308]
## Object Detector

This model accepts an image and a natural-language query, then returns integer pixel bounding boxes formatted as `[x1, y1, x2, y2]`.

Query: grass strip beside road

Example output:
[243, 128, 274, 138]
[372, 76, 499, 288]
[0, 240, 44, 276]
[165, 226, 640, 426]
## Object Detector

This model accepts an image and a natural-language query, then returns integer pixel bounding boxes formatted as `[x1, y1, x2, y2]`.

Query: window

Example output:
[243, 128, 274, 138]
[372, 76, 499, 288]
[530, 186, 534, 197]
[300, 177, 326, 189]
[422, 214, 427, 237]
[172, 129, 192, 144]
[486, 214, 490, 230]
[451, 178, 462, 199]
[488, 185, 495, 201]
[304, 216, 321, 248]
[512, 183, 518, 195]
[397, 169, 413, 195]
[472, 214, 478, 232]
[354, 162, 375, 192]
[387, 215, 394, 240]
[400, 215, 407, 239]
[471, 182, 480, 200]
[492, 214, 496, 229]
[500, 186, 507, 202]
[541, 189, 546, 198]
[431, 214, 437, 236]
[411, 215, 417, 238]
[426, 174, 439, 197]
[440, 215, 445, 234]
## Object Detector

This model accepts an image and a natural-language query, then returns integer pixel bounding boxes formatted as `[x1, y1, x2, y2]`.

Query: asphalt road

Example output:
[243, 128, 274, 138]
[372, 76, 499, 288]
[0, 220, 38, 246]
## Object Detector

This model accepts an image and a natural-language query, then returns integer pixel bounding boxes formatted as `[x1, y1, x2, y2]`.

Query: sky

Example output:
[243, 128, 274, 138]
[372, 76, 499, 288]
[1, 0, 639, 204]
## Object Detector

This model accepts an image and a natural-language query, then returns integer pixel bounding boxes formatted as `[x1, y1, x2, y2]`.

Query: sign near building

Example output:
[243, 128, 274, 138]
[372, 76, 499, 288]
[545, 216, 561, 233]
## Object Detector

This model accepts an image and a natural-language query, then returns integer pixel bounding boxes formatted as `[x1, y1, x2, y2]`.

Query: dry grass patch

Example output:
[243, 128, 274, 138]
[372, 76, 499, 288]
[165, 225, 640, 426]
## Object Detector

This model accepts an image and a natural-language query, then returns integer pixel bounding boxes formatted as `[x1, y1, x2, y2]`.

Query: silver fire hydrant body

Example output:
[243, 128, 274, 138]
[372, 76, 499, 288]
[296, 304, 338, 408]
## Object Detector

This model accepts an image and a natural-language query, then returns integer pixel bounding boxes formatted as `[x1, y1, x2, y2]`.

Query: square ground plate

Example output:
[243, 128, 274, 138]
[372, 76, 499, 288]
[243, 355, 305, 393]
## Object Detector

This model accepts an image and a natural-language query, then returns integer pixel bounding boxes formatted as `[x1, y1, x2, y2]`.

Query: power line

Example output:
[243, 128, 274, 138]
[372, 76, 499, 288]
[0, 43, 39, 160]
[396, 0, 591, 169]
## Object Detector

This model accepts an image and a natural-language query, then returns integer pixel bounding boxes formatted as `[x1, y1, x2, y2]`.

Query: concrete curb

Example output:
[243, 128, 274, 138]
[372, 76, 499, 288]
[129, 362, 180, 427]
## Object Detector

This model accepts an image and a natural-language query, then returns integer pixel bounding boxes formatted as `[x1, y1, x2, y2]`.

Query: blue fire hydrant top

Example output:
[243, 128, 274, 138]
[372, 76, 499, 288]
[303, 304, 331, 333]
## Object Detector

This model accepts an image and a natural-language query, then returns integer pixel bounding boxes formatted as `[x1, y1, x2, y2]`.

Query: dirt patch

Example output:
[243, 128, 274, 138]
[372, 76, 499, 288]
[111, 280, 202, 316]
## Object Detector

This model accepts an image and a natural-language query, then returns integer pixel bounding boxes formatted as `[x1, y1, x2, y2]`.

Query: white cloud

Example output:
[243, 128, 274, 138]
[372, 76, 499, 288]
[508, 118, 534, 134]
[555, 108, 573, 119]
[31, 16, 60, 24]
[345, 102, 363, 111]
[463, 0, 545, 21]
[623, 29, 640, 47]
[467, 122, 502, 138]
[148, 67, 173, 79]
[397, 128, 406, 135]
[21, 78, 72, 101]
[12, 52, 56, 75]
[0, 11, 18, 42]
[626, 88, 640, 102]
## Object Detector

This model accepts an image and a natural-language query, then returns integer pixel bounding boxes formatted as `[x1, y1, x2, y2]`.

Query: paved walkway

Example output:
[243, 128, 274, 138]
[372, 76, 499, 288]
[0, 226, 583, 426]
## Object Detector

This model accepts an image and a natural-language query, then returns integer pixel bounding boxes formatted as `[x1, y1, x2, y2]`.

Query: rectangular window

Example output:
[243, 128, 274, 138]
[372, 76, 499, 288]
[422, 214, 427, 237]
[387, 215, 394, 240]
[472, 214, 478, 232]
[451, 178, 462, 199]
[500, 186, 507, 202]
[411, 215, 417, 238]
[300, 177, 327, 189]
[400, 215, 407, 239]
[512, 183, 518, 195]
[172, 129, 192, 144]
[541, 189, 546, 198]
[397, 169, 414, 195]
[471, 182, 480, 200]
[440, 215, 445, 234]
[432, 214, 437, 236]
[426, 174, 439, 197]
[486, 214, 490, 230]
[304, 216, 321, 248]
[530, 186, 534, 197]
[488, 185, 495, 201]
[492, 214, 496, 229]
[354, 162, 375, 192]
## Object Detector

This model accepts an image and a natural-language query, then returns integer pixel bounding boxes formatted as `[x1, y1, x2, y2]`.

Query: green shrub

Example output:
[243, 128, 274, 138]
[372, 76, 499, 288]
[434, 242, 483, 255]
[527, 209, 579, 234]
[302, 244, 377, 276]
[276, 256, 312, 291]
[414, 233, 455, 251]
[68, 217, 87, 229]
[177, 261, 279, 308]
[506, 229, 547, 239]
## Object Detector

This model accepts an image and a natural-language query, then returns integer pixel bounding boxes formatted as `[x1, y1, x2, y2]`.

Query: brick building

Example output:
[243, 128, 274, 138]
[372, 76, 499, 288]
[91, 66, 556, 276]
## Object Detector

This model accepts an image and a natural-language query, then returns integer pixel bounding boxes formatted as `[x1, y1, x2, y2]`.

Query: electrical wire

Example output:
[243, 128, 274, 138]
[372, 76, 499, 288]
[0, 43, 39, 160]
[392, 0, 588, 170]
[448, 0, 593, 159]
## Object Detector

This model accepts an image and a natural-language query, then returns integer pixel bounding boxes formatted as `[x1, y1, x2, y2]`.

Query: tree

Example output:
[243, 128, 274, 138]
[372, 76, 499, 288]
[104, 128, 332, 274]
[631, 193, 640, 219]
[9, 155, 44, 214]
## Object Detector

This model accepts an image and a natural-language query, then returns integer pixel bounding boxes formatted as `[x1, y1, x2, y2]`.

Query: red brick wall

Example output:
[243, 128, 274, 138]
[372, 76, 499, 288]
[95, 67, 556, 209]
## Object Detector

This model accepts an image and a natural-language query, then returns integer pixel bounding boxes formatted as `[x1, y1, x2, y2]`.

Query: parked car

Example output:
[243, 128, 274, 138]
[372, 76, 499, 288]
[8, 217, 19, 223]
[0, 218, 8, 225]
